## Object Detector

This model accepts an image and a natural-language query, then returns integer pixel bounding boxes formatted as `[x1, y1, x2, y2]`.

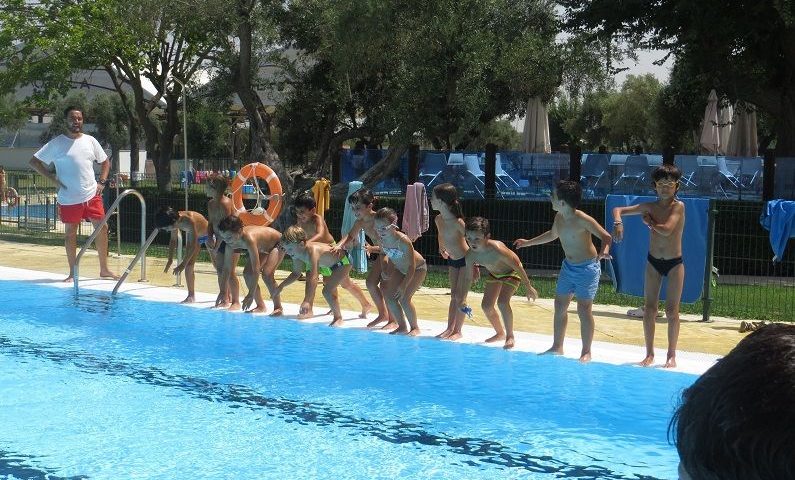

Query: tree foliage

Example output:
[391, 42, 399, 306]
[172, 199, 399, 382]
[561, 0, 795, 154]
[280, 0, 568, 193]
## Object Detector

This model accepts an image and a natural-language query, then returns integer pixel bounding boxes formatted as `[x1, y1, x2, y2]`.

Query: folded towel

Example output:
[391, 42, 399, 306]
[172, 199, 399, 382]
[342, 181, 367, 273]
[759, 199, 795, 262]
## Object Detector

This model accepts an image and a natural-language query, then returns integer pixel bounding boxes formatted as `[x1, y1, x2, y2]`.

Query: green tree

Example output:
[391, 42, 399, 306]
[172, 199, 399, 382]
[1, 0, 230, 191]
[0, 94, 27, 132]
[91, 93, 130, 173]
[601, 74, 662, 151]
[186, 100, 232, 161]
[562, 0, 795, 155]
[281, 0, 566, 196]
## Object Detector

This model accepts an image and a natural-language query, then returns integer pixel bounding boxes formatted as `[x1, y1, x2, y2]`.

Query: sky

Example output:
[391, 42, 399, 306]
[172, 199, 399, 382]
[614, 49, 672, 85]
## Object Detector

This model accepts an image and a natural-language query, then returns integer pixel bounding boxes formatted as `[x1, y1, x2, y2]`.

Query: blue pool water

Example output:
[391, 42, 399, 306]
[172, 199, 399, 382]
[0, 279, 695, 479]
[0, 203, 57, 219]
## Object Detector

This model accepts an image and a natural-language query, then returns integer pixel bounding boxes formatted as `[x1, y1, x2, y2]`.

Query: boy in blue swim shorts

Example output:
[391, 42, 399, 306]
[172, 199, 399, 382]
[514, 180, 612, 362]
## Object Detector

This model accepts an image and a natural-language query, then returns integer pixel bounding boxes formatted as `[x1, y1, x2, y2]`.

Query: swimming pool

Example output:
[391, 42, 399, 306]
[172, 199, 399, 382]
[0, 271, 697, 479]
[0, 203, 57, 220]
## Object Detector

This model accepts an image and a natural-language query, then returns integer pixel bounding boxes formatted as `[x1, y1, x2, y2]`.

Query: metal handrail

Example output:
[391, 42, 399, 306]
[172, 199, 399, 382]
[113, 228, 160, 295]
[74, 189, 146, 296]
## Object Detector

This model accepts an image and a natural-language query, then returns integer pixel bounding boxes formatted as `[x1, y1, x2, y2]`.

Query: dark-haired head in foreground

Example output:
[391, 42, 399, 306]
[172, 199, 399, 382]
[671, 323, 795, 480]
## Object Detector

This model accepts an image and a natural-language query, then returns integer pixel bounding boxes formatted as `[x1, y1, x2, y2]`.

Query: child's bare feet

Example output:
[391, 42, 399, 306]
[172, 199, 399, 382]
[484, 333, 506, 344]
[269, 307, 284, 317]
[540, 347, 563, 356]
[436, 329, 451, 339]
[408, 328, 421, 337]
[503, 336, 515, 349]
[381, 321, 399, 331]
[212, 302, 230, 309]
[664, 355, 676, 368]
[180, 295, 195, 304]
[63, 275, 74, 283]
[329, 317, 344, 327]
[579, 352, 592, 363]
[228, 303, 242, 312]
[446, 332, 462, 341]
[389, 326, 408, 335]
[639, 355, 655, 367]
[247, 306, 267, 313]
[367, 315, 388, 328]
[297, 311, 313, 320]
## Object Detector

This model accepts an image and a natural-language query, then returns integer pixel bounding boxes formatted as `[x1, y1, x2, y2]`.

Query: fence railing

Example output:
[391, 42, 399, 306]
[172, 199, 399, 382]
[1, 169, 793, 321]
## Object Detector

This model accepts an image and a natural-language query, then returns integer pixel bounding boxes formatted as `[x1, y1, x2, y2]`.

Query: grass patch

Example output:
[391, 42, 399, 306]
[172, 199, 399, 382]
[1, 231, 791, 321]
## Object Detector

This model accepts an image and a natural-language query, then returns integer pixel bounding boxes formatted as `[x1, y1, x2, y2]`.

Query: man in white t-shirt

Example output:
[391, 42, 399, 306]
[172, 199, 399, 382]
[29, 106, 117, 282]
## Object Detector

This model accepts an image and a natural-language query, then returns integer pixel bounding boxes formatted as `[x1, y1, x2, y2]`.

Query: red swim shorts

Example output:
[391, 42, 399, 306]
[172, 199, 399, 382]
[59, 195, 106, 224]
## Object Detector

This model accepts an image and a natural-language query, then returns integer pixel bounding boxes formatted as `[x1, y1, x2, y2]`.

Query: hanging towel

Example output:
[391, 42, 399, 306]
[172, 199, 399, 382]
[312, 178, 331, 217]
[402, 182, 430, 242]
[342, 181, 368, 273]
[759, 199, 795, 262]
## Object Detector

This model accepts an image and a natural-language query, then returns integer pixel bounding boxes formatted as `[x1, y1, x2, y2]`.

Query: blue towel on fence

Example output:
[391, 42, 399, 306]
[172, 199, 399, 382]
[342, 181, 368, 273]
[605, 195, 710, 303]
[759, 199, 795, 262]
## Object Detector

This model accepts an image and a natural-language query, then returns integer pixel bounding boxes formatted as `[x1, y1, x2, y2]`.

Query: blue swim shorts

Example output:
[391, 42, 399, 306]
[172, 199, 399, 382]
[555, 257, 601, 300]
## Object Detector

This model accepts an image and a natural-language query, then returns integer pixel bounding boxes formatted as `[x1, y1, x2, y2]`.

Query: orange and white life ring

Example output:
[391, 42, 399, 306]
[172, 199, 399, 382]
[230, 162, 283, 226]
[5, 187, 18, 207]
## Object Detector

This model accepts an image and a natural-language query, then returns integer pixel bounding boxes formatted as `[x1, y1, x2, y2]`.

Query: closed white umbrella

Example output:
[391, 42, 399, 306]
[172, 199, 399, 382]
[718, 103, 733, 155]
[700, 89, 720, 154]
[726, 103, 759, 157]
[523, 97, 551, 153]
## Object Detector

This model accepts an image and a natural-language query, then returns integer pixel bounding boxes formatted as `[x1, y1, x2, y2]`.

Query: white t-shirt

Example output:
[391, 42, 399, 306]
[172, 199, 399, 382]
[34, 134, 108, 205]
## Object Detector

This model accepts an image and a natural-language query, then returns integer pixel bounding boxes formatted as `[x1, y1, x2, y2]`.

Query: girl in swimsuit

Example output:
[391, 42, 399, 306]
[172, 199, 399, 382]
[430, 183, 473, 339]
[374, 207, 426, 336]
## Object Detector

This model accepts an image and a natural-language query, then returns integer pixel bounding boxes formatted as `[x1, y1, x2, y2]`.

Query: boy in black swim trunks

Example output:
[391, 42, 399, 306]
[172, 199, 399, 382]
[612, 164, 685, 368]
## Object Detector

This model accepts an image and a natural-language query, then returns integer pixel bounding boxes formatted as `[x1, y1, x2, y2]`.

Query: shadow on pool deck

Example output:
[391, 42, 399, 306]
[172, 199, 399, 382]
[0, 239, 747, 356]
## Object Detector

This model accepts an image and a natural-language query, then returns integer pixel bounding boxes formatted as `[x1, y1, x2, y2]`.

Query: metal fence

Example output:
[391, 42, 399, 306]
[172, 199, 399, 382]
[1, 168, 793, 321]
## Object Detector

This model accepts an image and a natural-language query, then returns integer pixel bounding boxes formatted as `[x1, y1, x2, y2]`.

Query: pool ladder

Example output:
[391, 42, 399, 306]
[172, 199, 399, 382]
[74, 189, 149, 296]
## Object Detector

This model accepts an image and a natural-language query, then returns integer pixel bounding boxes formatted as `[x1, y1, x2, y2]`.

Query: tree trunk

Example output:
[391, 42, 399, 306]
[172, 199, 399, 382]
[129, 121, 140, 186]
[775, 93, 795, 156]
[330, 143, 409, 198]
[234, 0, 292, 226]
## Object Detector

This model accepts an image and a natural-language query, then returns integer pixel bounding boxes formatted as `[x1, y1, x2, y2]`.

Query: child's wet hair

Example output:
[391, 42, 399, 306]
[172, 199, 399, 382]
[283, 225, 307, 243]
[218, 215, 244, 234]
[464, 216, 490, 235]
[207, 174, 229, 195]
[348, 188, 375, 206]
[433, 183, 464, 218]
[294, 192, 317, 210]
[651, 164, 682, 183]
[374, 207, 398, 224]
[555, 180, 582, 209]
[153, 206, 179, 228]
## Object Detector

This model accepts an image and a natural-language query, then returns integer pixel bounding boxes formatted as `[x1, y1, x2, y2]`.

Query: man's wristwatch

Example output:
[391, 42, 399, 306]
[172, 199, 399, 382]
[98, 178, 108, 186]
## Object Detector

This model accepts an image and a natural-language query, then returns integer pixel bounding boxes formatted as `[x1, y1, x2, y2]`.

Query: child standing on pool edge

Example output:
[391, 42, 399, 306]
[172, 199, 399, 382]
[459, 216, 537, 349]
[514, 180, 612, 362]
[333, 189, 394, 330]
[430, 183, 471, 340]
[374, 207, 427, 336]
[612, 164, 685, 368]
